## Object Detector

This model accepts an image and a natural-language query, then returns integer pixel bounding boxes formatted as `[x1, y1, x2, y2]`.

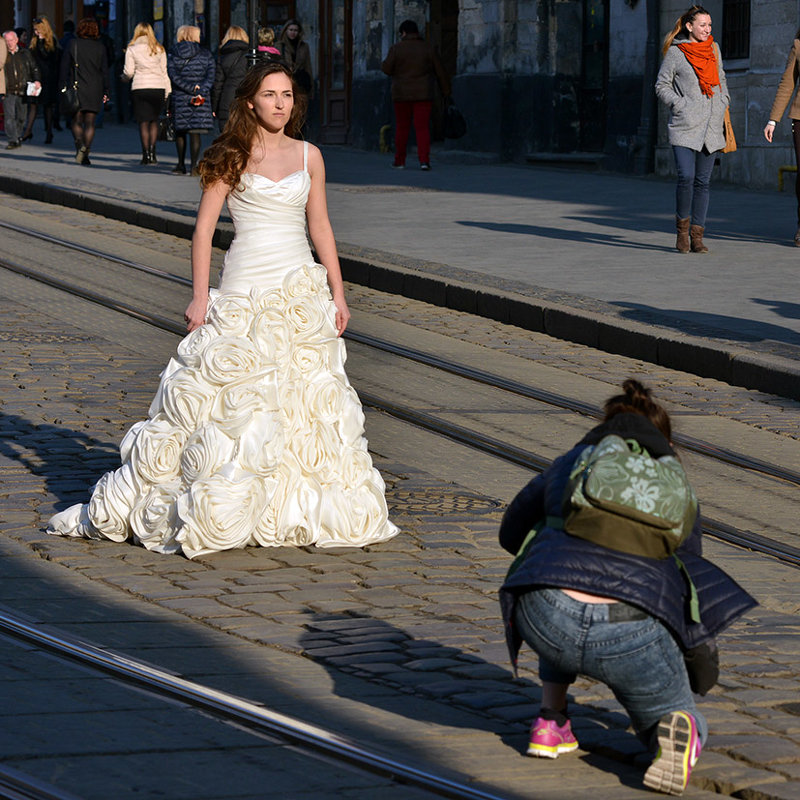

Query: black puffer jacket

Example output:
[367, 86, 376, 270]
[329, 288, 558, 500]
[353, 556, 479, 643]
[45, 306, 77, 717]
[211, 39, 248, 124]
[499, 413, 756, 665]
[167, 41, 215, 131]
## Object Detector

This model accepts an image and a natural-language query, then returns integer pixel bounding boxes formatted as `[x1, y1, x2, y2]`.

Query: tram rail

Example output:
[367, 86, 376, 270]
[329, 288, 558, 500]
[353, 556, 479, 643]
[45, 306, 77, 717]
[1, 227, 798, 568]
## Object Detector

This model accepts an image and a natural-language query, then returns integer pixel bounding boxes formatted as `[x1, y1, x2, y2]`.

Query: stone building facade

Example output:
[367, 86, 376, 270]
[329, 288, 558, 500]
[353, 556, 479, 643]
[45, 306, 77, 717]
[7, 0, 799, 189]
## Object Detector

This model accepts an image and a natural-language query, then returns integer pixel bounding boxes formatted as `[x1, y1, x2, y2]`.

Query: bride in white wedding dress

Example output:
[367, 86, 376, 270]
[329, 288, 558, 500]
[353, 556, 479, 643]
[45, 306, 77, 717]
[48, 62, 399, 558]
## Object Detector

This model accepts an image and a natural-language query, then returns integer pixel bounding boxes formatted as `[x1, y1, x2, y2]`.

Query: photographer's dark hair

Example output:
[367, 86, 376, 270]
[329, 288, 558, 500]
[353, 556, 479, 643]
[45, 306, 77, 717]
[603, 379, 672, 442]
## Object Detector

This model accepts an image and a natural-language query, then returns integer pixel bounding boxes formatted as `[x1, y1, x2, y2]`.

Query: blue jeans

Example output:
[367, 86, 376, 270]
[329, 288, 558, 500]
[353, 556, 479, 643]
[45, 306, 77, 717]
[673, 145, 715, 227]
[514, 588, 707, 746]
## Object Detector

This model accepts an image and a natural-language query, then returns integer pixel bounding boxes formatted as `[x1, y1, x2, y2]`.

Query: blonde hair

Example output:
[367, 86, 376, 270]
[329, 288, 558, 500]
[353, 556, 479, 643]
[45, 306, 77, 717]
[31, 16, 56, 52]
[662, 5, 710, 56]
[176, 25, 201, 44]
[128, 22, 163, 55]
[258, 27, 275, 46]
[221, 25, 248, 46]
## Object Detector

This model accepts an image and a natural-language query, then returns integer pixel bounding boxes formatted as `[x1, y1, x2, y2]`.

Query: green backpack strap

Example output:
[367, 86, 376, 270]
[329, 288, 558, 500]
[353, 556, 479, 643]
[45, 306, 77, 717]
[505, 516, 563, 580]
[672, 553, 701, 624]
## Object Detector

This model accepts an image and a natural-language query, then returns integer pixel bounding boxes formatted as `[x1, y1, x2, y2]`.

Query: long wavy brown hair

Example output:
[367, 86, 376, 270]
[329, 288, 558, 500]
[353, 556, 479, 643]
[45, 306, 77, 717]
[198, 62, 307, 191]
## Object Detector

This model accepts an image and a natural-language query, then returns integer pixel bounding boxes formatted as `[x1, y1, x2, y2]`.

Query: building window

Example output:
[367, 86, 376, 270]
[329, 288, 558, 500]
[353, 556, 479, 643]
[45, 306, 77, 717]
[722, 0, 749, 60]
[259, 1, 295, 28]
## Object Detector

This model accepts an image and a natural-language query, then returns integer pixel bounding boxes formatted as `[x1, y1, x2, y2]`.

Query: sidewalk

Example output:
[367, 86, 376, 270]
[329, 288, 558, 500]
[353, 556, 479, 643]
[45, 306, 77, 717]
[1, 121, 799, 398]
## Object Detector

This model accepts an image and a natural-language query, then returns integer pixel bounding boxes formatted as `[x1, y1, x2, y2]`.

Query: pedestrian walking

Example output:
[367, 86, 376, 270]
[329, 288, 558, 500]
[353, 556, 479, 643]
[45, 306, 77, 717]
[211, 26, 249, 134]
[59, 17, 109, 165]
[499, 379, 755, 796]
[381, 19, 450, 171]
[123, 22, 170, 166]
[764, 28, 800, 246]
[25, 17, 61, 144]
[2, 29, 41, 150]
[278, 19, 312, 95]
[656, 5, 729, 254]
[0, 32, 8, 122]
[257, 27, 282, 62]
[167, 25, 214, 175]
[47, 62, 399, 558]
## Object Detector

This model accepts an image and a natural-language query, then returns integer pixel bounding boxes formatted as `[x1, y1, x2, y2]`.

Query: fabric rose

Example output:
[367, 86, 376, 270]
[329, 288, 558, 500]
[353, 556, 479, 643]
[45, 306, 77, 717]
[254, 463, 320, 547]
[180, 422, 235, 483]
[303, 374, 347, 423]
[336, 384, 366, 445]
[238, 411, 284, 476]
[177, 324, 219, 368]
[253, 288, 285, 311]
[291, 343, 326, 375]
[283, 264, 327, 298]
[148, 357, 185, 418]
[284, 295, 327, 340]
[200, 336, 262, 385]
[316, 481, 397, 548]
[176, 464, 271, 558]
[160, 367, 215, 432]
[210, 371, 280, 437]
[120, 420, 147, 463]
[130, 480, 183, 553]
[250, 307, 292, 366]
[341, 448, 376, 490]
[87, 463, 142, 541]
[206, 294, 254, 337]
[288, 419, 341, 484]
[129, 416, 188, 484]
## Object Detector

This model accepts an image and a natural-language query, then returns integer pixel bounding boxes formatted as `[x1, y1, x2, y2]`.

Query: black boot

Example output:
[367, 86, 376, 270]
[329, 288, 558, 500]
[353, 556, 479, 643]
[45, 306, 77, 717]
[148, 146, 157, 165]
[141, 148, 150, 165]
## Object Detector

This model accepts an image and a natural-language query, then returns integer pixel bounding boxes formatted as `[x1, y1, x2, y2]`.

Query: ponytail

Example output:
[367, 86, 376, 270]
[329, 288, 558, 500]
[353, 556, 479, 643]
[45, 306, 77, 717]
[662, 5, 711, 56]
[603, 379, 672, 442]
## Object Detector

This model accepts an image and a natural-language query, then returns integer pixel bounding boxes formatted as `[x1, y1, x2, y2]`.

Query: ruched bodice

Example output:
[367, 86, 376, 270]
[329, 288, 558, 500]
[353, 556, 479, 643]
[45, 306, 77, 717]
[47, 141, 399, 558]
[219, 170, 314, 295]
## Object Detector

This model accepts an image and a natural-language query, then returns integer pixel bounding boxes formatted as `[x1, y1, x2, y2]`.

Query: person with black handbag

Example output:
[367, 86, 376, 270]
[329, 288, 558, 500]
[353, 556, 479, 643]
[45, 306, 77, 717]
[59, 17, 108, 165]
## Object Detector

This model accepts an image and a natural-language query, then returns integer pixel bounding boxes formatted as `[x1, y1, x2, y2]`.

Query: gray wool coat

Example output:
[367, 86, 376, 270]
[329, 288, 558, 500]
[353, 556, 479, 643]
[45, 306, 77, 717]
[655, 39, 729, 153]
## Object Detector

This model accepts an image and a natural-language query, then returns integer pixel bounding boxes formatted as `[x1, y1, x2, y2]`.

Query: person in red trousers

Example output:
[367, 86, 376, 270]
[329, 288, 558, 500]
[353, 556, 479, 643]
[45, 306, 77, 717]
[381, 19, 449, 171]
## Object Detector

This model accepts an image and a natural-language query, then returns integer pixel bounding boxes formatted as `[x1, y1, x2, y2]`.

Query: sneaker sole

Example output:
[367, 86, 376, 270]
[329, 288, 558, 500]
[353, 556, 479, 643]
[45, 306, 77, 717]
[526, 741, 578, 758]
[643, 711, 696, 795]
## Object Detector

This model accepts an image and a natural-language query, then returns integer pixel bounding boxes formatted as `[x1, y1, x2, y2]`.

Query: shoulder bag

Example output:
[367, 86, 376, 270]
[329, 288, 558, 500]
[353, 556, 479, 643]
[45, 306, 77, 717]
[714, 46, 736, 153]
[60, 41, 81, 116]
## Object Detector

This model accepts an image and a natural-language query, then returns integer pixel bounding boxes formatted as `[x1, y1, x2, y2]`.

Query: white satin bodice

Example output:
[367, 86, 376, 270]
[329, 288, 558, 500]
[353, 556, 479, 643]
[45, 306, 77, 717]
[219, 154, 313, 296]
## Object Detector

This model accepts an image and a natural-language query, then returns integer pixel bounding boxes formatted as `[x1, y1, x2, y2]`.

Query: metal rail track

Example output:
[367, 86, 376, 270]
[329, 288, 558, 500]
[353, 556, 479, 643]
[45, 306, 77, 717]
[0, 610, 507, 800]
[2, 245, 799, 568]
[2, 219, 797, 488]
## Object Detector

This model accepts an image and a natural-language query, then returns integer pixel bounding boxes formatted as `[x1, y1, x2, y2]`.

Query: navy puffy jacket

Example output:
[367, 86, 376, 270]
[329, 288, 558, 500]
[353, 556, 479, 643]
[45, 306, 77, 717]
[168, 41, 215, 131]
[499, 413, 756, 665]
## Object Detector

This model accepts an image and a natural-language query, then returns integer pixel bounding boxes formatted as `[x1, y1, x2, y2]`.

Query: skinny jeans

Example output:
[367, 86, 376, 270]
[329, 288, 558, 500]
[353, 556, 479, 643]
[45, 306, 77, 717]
[393, 100, 432, 166]
[673, 145, 715, 228]
[792, 120, 800, 223]
[514, 587, 707, 747]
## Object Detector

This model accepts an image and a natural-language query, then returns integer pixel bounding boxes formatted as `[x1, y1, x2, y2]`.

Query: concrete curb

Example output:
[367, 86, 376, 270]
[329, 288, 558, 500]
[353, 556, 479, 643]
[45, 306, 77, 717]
[4, 172, 799, 401]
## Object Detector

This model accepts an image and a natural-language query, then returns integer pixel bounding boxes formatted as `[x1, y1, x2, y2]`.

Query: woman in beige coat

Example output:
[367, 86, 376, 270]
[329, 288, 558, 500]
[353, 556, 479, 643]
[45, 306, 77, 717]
[124, 22, 171, 165]
[764, 30, 800, 245]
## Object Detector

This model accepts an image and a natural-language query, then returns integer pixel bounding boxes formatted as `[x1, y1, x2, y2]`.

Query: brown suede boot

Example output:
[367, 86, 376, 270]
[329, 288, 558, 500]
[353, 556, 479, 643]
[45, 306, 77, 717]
[690, 224, 709, 253]
[676, 217, 690, 253]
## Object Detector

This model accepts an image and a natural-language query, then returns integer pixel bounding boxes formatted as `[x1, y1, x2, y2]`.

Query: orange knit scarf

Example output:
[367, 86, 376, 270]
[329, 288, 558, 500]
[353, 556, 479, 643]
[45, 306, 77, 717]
[677, 36, 719, 97]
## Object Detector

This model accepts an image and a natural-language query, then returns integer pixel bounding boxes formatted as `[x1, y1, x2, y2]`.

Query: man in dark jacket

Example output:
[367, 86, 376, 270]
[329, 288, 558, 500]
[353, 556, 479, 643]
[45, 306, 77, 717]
[381, 20, 449, 170]
[2, 30, 41, 149]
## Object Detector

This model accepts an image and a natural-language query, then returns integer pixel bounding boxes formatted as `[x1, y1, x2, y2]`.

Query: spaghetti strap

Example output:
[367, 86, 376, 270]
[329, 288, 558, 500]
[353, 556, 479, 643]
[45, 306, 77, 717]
[303, 141, 308, 172]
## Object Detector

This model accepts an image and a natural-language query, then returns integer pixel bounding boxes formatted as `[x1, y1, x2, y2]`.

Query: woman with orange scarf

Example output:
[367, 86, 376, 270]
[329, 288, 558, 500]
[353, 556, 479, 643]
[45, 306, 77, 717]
[656, 6, 729, 254]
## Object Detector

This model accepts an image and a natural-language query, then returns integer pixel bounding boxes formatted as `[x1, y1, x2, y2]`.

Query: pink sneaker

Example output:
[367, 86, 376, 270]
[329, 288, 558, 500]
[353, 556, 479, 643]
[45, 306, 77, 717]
[643, 711, 702, 795]
[527, 717, 579, 758]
